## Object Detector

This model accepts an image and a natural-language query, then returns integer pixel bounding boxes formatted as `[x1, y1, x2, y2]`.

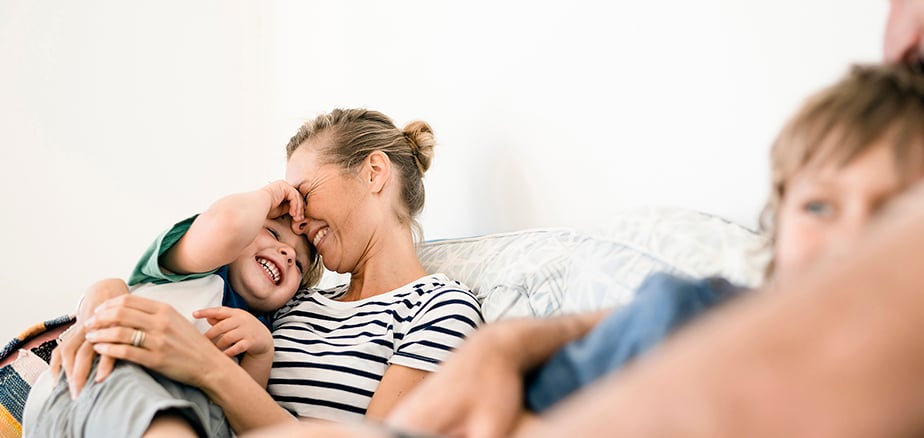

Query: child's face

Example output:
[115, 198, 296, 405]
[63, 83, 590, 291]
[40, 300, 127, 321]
[227, 216, 313, 313]
[774, 141, 922, 283]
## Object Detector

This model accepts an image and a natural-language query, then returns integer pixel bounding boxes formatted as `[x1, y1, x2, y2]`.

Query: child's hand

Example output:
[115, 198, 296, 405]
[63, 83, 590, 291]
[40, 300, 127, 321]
[261, 180, 305, 222]
[194, 306, 273, 358]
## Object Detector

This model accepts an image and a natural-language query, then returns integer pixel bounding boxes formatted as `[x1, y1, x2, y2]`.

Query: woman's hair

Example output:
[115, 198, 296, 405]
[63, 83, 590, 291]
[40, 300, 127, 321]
[285, 108, 436, 240]
[759, 64, 924, 278]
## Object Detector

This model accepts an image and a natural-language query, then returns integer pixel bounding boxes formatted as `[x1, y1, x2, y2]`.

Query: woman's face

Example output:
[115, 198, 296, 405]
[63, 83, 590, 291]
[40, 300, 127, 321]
[285, 143, 380, 274]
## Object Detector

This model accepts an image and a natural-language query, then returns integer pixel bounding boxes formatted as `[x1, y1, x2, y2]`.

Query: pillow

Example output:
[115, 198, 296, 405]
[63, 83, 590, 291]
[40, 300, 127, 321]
[417, 229, 579, 321]
[560, 207, 768, 314]
[317, 206, 769, 322]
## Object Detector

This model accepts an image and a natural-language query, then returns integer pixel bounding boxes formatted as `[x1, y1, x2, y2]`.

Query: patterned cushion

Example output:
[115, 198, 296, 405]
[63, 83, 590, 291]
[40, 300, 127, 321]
[422, 207, 768, 321]
[560, 207, 768, 314]
[418, 229, 580, 321]
[318, 206, 769, 322]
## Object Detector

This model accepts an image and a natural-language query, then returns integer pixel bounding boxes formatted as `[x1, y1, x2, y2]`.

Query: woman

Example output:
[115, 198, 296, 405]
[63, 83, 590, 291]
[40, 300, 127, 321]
[44, 109, 484, 437]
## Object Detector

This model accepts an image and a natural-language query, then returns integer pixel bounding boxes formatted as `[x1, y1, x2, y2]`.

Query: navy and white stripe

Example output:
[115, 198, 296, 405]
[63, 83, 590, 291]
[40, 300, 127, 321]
[268, 273, 483, 422]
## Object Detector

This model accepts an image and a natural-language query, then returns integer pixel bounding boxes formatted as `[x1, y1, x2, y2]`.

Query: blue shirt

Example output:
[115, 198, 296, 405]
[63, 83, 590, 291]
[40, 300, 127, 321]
[525, 272, 745, 412]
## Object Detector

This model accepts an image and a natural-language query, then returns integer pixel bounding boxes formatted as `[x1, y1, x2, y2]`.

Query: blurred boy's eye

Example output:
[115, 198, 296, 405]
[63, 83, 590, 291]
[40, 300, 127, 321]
[266, 227, 280, 240]
[803, 200, 833, 217]
[295, 260, 304, 271]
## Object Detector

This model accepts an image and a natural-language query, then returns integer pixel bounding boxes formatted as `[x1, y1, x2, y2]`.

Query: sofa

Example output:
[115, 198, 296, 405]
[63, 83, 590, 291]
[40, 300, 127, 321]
[0, 205, 767, 436]
[317, 206, 768, 321]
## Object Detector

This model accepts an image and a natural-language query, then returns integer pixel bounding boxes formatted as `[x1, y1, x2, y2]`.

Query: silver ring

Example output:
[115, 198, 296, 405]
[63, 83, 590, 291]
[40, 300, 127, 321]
[130, 329, 146, 348]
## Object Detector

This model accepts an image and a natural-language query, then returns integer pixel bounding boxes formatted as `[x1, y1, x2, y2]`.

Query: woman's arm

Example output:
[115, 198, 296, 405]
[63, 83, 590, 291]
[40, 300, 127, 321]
[198, 355, 296, 432]
[85, 294, 296, 433]
[364, 365, 430, 419]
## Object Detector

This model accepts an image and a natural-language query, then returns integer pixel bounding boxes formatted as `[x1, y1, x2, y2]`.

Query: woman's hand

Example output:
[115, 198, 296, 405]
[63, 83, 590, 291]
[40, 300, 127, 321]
[48, 323, 113, 399]
[49, 278, 129, 398]
[84, 294, 235, 389]
[84, 294, 295, 432]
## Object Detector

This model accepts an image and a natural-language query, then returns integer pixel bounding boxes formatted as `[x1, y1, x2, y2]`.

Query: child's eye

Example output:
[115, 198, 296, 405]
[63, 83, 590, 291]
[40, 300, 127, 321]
[266, 227, 280, 239]
[296, 260, 304, 272]
[803, 200, 834, 217]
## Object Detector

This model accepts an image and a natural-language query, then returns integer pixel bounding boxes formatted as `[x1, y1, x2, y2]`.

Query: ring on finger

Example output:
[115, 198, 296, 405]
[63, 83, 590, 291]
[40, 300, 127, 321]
[130, 329, 146, 348]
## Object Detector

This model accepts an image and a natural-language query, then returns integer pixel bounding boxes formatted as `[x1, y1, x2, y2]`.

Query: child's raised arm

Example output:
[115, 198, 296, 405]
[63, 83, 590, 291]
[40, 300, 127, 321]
[160, 180, 305, 275]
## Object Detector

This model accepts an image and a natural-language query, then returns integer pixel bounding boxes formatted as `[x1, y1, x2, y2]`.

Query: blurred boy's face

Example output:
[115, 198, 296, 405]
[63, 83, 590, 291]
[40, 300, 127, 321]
[774, 141, 922, 283]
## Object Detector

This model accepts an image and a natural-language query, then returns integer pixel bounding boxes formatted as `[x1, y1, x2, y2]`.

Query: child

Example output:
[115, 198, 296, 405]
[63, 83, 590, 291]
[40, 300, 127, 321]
[24, 180, 323, 437]
[522, 63, 924, 413]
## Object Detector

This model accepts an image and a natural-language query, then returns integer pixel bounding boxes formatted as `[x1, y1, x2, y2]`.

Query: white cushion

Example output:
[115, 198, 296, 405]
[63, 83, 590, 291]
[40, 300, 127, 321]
[320, 206, 769, 322]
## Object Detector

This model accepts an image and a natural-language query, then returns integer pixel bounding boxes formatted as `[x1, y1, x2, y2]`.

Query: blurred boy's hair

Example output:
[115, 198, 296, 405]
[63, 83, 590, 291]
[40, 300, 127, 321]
[760, 64, 924, 277]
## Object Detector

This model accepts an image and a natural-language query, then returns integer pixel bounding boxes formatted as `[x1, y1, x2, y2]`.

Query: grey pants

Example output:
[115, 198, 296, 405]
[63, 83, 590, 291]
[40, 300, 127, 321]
[28, 359, 230, 438]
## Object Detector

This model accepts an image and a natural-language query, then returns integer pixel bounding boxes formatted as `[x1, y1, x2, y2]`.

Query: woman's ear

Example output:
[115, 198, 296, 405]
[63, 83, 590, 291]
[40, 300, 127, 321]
[366, 151, 391, 194]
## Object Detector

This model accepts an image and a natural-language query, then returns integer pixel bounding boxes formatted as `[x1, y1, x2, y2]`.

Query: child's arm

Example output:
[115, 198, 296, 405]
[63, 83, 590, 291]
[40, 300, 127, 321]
[194, 306, 275, 387]
[78, 278, 131, 321]
[160, 180, 305, 275]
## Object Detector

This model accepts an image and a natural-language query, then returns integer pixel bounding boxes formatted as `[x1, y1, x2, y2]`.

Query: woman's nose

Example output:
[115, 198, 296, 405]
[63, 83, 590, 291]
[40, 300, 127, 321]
[292, 217, 308, 235]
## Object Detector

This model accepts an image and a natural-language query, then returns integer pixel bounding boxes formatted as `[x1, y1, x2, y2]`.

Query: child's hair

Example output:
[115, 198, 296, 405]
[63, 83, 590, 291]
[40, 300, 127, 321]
[759, 64, 924, 278]
[300, 242, 324, 289]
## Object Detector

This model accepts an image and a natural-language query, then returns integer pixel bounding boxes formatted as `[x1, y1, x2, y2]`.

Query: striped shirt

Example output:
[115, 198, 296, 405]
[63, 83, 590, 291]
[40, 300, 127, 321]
[268, 273, 483, 422]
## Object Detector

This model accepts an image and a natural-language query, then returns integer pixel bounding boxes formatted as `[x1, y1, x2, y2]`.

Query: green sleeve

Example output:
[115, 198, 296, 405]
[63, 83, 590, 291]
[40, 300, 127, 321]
[127, 215, 220, 286]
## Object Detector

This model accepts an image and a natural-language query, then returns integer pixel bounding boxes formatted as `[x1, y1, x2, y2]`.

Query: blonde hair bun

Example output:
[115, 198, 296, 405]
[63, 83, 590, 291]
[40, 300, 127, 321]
[403, 120, 435, 174]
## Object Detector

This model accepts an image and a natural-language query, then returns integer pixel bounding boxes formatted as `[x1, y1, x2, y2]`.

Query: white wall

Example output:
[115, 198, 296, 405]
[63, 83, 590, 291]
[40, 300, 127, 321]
[0, 0, 885, 339]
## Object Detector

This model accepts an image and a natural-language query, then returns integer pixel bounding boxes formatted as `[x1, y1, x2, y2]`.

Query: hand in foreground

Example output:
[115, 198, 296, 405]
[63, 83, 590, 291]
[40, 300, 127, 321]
[84, 294, 234, 388]
[884, 0, 924, 63]
[386, 325, 527, 438]
[241, 420, 394, 438]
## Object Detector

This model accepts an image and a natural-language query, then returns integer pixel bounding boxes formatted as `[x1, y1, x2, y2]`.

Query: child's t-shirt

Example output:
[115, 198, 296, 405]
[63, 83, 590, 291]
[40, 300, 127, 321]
[127, 215, 272, 330]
